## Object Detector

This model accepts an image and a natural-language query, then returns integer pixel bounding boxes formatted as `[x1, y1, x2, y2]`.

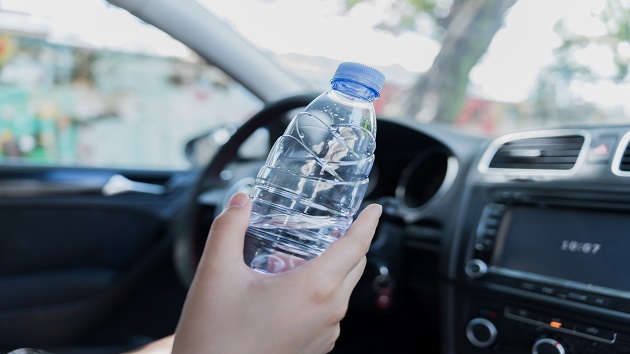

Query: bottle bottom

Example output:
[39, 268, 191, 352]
[243, 236, 310, 274]
[243, 226, 337, 274]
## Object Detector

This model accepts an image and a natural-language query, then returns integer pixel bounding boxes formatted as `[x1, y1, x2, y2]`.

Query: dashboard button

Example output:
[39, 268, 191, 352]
[555, 291, 568, 300]
[587, 135, 616, 163]
[480, 238, 495, 248]
[532, 338, 566, 354]
[520, 282, 538, 291]
[539, 316, 575, 331]
[574, 324, 616, 341]
[482, 227, 498, 237]
[466, 318, 498, 348]
[506, 307, 538, 321]
[540, 286, 556, 295]
[465, 259, 488, 279]
[567, 292, 589, 303]
[589, 296, 610, 307]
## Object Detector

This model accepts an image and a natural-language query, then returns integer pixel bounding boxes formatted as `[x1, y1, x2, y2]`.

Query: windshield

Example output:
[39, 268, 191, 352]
[200, 0, 630, 137]
[0, 0, 628, 169]
[0, 0, 262, 169]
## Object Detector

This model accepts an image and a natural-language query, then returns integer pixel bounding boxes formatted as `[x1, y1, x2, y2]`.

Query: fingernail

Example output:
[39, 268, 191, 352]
[227, 192, 249, 208]
[374, 204, 383, 217]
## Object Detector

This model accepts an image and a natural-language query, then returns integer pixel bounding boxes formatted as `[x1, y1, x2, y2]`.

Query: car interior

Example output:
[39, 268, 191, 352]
[1, 0, 630, 353]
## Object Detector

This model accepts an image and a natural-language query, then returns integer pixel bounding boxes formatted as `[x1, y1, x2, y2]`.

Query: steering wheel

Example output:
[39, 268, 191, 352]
[173, 94, 318, 285]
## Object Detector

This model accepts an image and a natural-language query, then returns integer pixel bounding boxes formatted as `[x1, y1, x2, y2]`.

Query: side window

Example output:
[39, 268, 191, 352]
[0, 1, 262, 170]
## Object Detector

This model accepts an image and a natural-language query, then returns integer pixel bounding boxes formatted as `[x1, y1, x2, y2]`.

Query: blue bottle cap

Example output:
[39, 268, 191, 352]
[332, 62, 385, 97]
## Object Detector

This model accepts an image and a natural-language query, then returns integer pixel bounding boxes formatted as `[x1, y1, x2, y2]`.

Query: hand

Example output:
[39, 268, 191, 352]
[172, 192, 382, 354]
[124, 335, 173, 354]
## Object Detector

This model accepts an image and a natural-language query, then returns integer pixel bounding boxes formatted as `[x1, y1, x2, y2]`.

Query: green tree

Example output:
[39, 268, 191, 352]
[553, 0, 630, 83]
[532, 0, 630, 126]
[346, 0, 516, 124]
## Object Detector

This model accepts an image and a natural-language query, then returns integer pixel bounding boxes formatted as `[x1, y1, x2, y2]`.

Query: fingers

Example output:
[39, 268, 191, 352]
[310, 204, 382, 281]
[125, 334, 174, 353]
[202, 192, 252, 268]
[341, 255, 367, 294]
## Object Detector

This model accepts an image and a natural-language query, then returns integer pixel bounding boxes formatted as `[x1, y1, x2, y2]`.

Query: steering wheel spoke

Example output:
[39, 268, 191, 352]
[172, 94, 318, 286]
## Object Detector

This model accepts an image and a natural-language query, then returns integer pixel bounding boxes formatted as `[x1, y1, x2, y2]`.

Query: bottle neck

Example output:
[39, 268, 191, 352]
[331, 79, 378, 102]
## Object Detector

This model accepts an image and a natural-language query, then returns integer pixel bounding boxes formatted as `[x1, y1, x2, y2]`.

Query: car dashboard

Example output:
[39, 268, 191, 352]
[360, 118, 630, 353]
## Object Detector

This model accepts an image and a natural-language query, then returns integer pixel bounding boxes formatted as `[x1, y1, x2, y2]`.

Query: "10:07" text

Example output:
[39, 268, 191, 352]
[561, 240, 601, 254]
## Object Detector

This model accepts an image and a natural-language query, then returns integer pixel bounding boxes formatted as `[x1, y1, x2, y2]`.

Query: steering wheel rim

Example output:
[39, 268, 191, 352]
[173, 93, 318, 285]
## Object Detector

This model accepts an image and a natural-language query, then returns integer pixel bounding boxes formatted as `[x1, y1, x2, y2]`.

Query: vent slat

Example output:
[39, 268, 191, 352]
[491, 163, 576, 170]
[491, 156, 581, 164]
[498, 145, 583, 151]
[619, 141, 630, 172]
[488, 135, 585, 171]
[494, 150, 582, 157]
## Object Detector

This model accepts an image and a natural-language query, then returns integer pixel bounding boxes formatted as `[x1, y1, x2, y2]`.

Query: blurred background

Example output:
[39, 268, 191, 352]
[0, 0, 629, 169]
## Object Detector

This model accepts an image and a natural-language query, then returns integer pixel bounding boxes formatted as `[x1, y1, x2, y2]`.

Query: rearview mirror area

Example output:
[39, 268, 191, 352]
[184, 125, 270, 167]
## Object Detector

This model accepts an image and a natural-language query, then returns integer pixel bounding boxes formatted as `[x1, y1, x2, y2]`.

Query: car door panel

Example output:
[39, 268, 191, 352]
[0, 166, 190, 348]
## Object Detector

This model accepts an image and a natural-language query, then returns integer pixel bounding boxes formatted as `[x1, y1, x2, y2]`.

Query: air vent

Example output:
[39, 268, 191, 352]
[486, 133, 586, 171]
[613, 132, 630, 176]
[618, 141, 630, 172]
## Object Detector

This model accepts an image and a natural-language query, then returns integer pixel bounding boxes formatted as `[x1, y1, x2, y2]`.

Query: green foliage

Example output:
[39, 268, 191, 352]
[553, 0, 630, 83]
[531, 0, 630, 127]
[343, 0, 454, 36]
[407, 0, 438, 17]
[344, 0, 362, 9]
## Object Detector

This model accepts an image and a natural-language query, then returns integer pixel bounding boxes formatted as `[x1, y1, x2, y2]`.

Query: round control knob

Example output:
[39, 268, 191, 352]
[465, 259, 488, 279]
[532, 338, 566, 354]
[466, 318, 497, 348]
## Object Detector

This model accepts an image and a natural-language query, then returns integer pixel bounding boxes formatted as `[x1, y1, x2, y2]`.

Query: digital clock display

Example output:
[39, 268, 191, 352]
[491, 205, 630, 293]
[560, 240, 601, 254]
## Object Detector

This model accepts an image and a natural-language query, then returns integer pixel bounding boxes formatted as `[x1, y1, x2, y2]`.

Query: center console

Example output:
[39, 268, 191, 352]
[443, 126, 630, 354]
[453, 189, 630, 354]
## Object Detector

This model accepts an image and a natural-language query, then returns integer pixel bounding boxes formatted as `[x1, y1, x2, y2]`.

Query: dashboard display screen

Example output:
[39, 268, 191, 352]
[491, 205, 630, 295]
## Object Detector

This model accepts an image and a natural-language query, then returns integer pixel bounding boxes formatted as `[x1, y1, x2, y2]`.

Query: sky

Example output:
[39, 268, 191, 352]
[199, 0, 625, 105]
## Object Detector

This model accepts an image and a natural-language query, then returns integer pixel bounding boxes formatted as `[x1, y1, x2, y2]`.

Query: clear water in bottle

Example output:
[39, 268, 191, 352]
[243, 62, 384, 273]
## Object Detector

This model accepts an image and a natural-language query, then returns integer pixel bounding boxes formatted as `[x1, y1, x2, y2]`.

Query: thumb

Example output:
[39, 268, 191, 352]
[307, 204, 382, 280]
[200, 192, 252, 269]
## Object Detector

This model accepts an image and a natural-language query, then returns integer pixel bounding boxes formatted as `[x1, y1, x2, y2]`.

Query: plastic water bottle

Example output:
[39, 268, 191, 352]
[243, 62, 385, 274]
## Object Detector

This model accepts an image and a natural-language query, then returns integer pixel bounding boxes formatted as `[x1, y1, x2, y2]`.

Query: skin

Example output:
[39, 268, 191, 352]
[124, 336, 173, 354]
[133, 193, 382, 354]
[131, 192, 381, 354]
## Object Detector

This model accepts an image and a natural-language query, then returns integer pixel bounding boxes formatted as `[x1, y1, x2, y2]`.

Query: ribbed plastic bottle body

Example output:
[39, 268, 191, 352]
[243, 84, 377, 274]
